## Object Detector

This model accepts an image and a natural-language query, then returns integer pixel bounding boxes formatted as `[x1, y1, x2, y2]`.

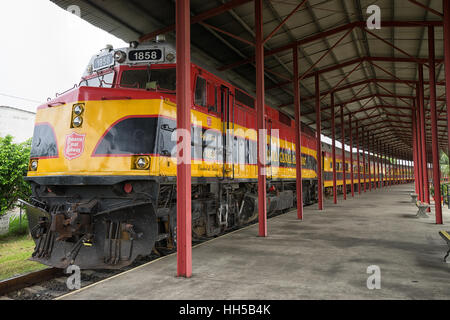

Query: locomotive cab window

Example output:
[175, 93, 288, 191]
[120, 67, 176, 91]
[80, 71, 114, 88]
[195, 76, 207, 107]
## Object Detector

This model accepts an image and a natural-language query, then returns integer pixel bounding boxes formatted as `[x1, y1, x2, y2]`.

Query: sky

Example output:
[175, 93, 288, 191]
[0, 0, 127, 112]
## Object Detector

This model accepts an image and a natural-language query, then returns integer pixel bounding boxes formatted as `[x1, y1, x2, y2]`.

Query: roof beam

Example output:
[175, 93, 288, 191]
[218, 20, 444, 71]
[139, 0, 253, 42]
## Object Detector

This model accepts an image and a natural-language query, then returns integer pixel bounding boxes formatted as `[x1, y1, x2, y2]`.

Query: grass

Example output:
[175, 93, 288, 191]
[0, 215, 47, 280]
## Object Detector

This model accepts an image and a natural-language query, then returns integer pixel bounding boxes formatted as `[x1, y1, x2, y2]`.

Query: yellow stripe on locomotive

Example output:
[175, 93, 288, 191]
[28, 97, 317, 181]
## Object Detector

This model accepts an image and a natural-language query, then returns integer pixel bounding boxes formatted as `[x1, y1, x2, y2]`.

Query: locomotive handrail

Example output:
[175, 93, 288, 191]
[56, 84, 78, 97]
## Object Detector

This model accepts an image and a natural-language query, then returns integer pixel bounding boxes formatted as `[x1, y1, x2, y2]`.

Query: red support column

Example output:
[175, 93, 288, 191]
[392, 150, 395, 185]
[379, 140, 382, 188]
[293, 47, 303, 220]
[363, 132, 367, 192]
[400, 152, 405, 184]
[386, 146, 390, 186]
[386, 144, 390, 186]
[387, 146, 390, 187]
[411, 116, 419, 189]
[391, 147, 398, 184]
[176, 0, 192, 278]
[375, 135, 379, 189]
[387, 145, 390, 186]
[391, 147, 394, 186]
[404, 154, 407, 183]
[372, 134, 377, 189]
[415, 97, 423, 200]
[341, 105, 347, 199]
[255, 0, 269, 232]
[419, 64, 430, 205]
[376, 140, 379, 188]
[404, 156, 406, 183]
[403, 154, 406, 183]
[443, 0, 450, 156]
[356, 121, 361, 194]
[332, 93, 337, 204]
[428, 26, 443, 224]
[395, 153, 398, 184]
[383, 144, 387, 187]
[368, 132, 372, 191]
[349, 115, 354, 197]
[315, 73, 323, 210]
[394, 148, 397, 185]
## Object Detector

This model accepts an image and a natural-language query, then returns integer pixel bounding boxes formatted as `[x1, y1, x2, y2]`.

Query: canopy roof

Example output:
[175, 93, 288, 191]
[51, 0, 447, 158]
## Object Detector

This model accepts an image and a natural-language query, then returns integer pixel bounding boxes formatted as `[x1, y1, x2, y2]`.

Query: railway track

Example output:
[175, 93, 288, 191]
[0, 253, 163, 300]
[0, 206, 304, 300]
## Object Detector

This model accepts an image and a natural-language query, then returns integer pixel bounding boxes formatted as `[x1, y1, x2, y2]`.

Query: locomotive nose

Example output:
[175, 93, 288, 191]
[21, 198, 158, 269]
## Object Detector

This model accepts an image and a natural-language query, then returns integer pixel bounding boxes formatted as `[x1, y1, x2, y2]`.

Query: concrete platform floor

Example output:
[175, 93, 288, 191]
[60, 184, 450, 300]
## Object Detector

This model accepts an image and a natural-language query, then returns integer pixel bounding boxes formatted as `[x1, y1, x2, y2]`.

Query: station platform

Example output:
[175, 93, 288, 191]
[59, 184, 450, 300]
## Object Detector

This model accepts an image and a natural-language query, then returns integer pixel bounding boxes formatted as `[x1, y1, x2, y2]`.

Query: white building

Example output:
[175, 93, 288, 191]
[0, 106, 36, 143]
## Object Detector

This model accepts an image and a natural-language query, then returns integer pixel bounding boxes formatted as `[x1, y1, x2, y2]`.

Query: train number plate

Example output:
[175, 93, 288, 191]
[93, 53, 114, 71]
[128, 49, 164, 62]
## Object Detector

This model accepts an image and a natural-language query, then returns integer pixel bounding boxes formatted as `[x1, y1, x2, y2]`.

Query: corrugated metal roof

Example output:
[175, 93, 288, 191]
[49, 0, 447, 156]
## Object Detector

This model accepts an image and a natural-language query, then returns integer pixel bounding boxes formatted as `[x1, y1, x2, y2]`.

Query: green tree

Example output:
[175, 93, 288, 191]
[0, 135, 32, 215]
[440, 151, 450, 178]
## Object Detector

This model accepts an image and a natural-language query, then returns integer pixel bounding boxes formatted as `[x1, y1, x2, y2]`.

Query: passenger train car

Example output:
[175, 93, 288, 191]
[22, 41, 410, 269]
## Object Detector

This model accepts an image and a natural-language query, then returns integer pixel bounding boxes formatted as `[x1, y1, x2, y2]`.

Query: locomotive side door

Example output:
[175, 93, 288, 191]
[221, 85, 235, 179]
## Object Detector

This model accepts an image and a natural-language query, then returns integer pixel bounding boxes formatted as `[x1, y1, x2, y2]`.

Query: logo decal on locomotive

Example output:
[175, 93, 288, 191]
[64, 132, 86, 160]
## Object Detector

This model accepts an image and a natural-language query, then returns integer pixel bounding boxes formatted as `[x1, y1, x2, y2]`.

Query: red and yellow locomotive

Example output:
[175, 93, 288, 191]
[23, 41, 407, 269]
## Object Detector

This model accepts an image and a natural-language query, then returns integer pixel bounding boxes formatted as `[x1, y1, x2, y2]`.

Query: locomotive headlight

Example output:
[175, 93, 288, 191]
[71, 103, 85, 128]
[73, 104, 84, 115]
[72, 116, 83, 127]
[135, 156, 150, 170]
[30, 160, 38, 171]
[114, 50, 127, 63]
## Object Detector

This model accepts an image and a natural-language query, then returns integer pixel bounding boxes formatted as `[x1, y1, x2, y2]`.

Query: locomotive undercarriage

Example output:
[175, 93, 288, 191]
[22, 178, 315, 269]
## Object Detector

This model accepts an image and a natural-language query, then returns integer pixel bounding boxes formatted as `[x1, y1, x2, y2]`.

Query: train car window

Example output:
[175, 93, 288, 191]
[195, 76, 207, 107]
[148, 68, 176, 90]
[279, 112, 291, 127]
[120, 69, 147, 89]
[80, 72, 114, 88]
[235, 89, 255, 109]
[207, 82, 217, 113]
[120, 68, 176, 90]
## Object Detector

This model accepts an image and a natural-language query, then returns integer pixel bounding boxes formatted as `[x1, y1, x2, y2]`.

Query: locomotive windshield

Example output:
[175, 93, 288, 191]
[80, 71, 114, 88]
[120, 67, 176, 91]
